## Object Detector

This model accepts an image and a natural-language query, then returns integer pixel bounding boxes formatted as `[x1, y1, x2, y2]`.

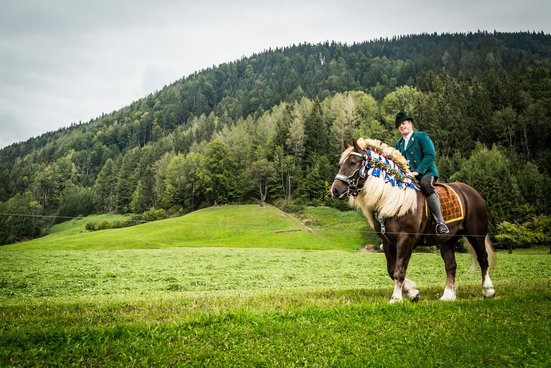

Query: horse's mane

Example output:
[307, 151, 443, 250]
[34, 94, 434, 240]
[343, 138, 418, 219]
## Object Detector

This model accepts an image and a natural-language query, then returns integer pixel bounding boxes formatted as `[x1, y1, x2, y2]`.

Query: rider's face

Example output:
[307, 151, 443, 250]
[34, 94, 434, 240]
[397, 120, 413, 136]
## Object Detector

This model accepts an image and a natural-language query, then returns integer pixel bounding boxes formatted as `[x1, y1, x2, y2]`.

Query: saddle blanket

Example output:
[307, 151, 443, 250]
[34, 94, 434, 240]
[425, 183, 464, 224]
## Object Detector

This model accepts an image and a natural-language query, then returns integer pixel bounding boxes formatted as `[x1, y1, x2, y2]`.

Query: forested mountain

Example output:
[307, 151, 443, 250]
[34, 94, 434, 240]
[1, 31, 551, 245]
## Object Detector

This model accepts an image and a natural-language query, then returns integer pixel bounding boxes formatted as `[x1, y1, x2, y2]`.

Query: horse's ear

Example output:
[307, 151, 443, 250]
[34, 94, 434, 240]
[353, 139, 362, 152]
[343, 141, 351, 150]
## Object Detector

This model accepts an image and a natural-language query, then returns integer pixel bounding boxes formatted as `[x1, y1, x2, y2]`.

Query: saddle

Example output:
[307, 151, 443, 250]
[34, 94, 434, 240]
[425, 183, 464, 224]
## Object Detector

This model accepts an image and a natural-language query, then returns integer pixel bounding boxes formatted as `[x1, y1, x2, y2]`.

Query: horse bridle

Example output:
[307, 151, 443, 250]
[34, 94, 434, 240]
[334, 151, 368, 197]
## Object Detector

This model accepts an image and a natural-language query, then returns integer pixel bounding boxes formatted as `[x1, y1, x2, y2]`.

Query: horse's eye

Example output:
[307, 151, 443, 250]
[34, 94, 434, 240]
[349, 160, 356, 167]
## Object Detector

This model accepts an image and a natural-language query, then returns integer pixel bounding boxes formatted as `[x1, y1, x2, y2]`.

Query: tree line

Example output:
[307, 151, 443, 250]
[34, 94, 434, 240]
[1, 31, 550, 246]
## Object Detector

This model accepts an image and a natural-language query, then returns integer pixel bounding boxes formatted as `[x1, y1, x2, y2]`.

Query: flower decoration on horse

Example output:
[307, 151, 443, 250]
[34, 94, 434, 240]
[362, 144, 418, 191]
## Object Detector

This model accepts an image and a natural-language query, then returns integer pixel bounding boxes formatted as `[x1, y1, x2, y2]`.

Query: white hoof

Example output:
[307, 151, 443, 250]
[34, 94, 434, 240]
[406, 288, 420, 302]
[403, 278, 420, 302]
[483, 287, 496, 298]
[439, 294, 456, 301]
[482, 274, 495, 298]
[440, 287, 457, 301]
[389, 296, 403, 304]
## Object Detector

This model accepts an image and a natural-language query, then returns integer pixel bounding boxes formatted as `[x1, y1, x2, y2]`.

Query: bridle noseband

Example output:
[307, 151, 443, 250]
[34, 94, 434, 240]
[334, 151, 368, 197]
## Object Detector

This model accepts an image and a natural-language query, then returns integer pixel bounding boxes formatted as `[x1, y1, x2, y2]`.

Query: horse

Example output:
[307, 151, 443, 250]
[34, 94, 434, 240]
[330, 138, 496, 303]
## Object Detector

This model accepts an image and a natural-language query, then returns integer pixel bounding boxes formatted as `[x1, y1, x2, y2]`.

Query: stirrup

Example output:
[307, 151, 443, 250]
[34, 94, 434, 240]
[436, 222, 449, 235]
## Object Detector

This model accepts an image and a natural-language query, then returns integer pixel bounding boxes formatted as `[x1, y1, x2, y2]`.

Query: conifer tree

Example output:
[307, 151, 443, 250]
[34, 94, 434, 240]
[94, 158, 118, 213]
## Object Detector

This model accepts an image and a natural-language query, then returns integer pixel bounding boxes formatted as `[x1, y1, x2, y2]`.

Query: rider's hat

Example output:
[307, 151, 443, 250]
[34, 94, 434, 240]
[395, 112, 413, 128]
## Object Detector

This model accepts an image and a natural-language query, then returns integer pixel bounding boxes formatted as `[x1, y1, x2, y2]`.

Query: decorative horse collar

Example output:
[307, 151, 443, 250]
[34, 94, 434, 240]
[335, 147, 419, 197]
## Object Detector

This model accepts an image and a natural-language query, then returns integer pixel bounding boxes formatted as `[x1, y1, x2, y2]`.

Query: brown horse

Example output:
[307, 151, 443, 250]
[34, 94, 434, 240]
[331, 138, 496, 303]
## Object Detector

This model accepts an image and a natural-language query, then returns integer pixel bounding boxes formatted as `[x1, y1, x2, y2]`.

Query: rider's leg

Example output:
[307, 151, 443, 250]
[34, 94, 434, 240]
[420, 175, 449, 235]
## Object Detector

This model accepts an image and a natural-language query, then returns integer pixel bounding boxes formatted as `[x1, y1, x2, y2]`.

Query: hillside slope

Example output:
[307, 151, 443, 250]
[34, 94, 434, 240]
[8, 205, 374, 251]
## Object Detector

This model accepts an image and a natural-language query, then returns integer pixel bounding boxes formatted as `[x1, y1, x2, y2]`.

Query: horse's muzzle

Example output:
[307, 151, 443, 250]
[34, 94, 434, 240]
[330, 180, 349, 199]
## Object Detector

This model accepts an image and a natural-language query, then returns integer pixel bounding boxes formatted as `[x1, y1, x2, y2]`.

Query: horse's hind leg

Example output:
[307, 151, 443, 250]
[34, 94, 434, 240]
[439, 239, 458, 301]
[465, 234, 496, 298]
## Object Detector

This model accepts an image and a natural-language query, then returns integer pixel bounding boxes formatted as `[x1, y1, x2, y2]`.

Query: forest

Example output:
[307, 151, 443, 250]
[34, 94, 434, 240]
[1, 31, 550, 246]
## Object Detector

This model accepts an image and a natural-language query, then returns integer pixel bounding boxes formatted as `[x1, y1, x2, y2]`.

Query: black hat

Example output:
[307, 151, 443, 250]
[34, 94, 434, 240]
[395, 112, 413, 128]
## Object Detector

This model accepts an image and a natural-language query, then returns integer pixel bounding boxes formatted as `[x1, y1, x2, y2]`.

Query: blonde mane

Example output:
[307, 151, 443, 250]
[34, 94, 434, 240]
[342, 138, 418, 220]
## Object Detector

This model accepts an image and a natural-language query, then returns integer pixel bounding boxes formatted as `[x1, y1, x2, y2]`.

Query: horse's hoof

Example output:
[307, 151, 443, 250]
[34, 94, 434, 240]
[406, 288, 420, 301]
[483, 288, 496, 298]
[439, 295, 456, 301]
[440, 287, 457, 301]
[389, 297, 403, 304]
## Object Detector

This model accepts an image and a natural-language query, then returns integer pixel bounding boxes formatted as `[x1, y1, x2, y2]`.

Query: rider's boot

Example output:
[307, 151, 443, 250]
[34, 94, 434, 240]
[427, 192, 449, 235]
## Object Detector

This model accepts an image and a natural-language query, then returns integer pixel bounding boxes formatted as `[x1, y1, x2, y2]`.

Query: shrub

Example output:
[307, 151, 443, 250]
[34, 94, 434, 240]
[85, 209, 170, 232]
[136, 208, 167, 222]
[495, 216, 551, 250]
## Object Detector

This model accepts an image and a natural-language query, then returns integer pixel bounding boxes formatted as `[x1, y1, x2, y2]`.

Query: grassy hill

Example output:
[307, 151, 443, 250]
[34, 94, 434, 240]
[9, 205, 377, 251]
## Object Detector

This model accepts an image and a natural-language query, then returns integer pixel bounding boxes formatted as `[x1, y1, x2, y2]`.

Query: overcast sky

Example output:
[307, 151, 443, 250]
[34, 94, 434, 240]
[0, 0, 549, 149]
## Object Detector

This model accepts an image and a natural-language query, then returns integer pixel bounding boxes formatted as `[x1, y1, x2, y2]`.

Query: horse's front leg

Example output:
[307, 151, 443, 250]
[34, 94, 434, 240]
[383, 241, 400, 302]
[386, 239, 415, 303]
[390, 281, 403, 303]
[392, 277, 420, 303]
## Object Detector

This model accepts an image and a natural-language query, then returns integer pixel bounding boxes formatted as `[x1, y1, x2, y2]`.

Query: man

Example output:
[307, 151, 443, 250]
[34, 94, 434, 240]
[394, 112, 449, 235]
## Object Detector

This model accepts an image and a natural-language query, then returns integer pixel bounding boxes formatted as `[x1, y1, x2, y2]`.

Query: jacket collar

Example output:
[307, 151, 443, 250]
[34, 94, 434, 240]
[400, 131, 416, 150]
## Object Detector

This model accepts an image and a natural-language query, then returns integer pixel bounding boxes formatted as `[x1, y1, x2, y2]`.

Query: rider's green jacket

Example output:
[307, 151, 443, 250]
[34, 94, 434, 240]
[395, 131, 439, 177]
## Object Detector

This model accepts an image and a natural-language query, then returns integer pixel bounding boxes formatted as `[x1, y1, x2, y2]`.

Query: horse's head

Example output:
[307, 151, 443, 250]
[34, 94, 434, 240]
[331, 140, 367, 199]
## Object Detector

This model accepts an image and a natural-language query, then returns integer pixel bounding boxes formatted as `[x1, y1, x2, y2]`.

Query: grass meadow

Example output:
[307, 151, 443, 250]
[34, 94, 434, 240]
[1, 205, 550, 367]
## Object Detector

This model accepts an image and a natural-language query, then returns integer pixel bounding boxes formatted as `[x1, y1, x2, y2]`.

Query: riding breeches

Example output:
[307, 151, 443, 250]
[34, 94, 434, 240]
[419, 175, 437, 196]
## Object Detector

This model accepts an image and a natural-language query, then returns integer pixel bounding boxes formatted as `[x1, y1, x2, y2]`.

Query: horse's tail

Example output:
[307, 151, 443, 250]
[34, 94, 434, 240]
[468, 234, 496, 272]
[485, 235, 497, 270]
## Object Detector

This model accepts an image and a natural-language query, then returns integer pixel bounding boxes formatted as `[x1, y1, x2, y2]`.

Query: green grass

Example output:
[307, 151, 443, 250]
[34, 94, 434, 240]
[1, 246, 549, 300]
[2, 283, 549, 367]
[1, 205, 550, 367]
[9, 205, 377, 251]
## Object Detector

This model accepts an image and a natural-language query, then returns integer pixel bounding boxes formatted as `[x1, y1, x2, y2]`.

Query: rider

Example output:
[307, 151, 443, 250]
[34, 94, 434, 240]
[394, 112, 449, 235]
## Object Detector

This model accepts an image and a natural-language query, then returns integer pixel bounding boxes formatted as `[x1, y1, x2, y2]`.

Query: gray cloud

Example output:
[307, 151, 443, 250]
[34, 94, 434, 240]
[1, 0, 549, 148]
